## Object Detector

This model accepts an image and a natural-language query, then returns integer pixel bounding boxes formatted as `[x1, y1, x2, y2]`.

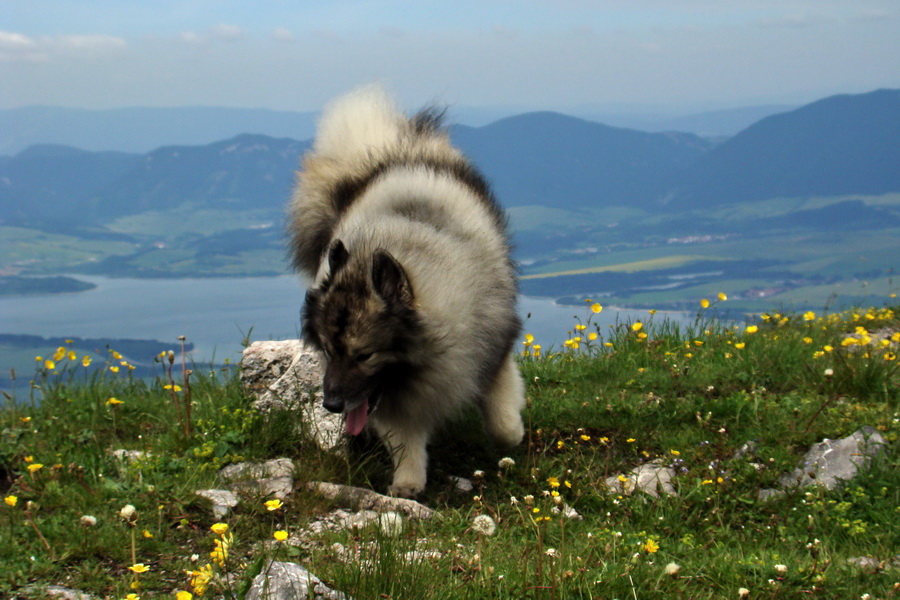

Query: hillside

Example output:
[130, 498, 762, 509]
[666, 89, 900, 208]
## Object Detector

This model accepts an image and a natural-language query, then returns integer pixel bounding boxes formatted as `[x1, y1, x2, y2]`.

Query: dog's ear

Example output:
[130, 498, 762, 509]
[372, 249, 413, 307]
[327, 239, 349, 276]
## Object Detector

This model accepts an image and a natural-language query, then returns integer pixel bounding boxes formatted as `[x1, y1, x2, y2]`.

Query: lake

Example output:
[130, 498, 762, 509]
[0, 275, 697, 364]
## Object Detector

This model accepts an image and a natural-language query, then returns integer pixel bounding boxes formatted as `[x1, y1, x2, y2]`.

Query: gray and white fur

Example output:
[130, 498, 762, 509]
[288, 86, 525, 497]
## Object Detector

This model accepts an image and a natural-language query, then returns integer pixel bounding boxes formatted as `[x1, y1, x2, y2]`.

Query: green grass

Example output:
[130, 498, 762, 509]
[2, 304, 899, 599]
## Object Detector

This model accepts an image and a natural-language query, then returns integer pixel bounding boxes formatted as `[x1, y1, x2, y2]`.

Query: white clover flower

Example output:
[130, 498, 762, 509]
[523, 495, 534, 505]
[774, 564, 788, 575]
[472, 514, 497, 536]
[473, 470, 485, 478]
[80, 515, 97, 527]
[509, 496, 518, 505]
[119, 504, 136, 520]
[544, 548, 558, 558]
[378, 512, 404, 536]
[498, 457, 515, 469]
[665, 562, 681, 576]
[738, 588, 750, 598]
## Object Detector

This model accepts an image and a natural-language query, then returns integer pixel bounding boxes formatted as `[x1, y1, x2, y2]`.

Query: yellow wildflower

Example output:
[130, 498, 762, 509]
[109, 366, 120, 373]
[632, 322, 643, 332]
[264, 499, 284, 511]
[176, 592, 193, 600]
[718, 292, 728, 301]
[547, 476, 560, 488]
[53, 347, 66, 361]
[4, 495, 17, 507]
[106, 397, 124, 406]
[642, 539, 660, 553]
[734, 342, 745, 350]
[142, 529, 153, 539]
[163, 384, 183, 392]
[700, 298, 710, 308]
[273, 530, 289, 542]
[210, 522, 229, 536]
[591, 303, 602, 313]
[128, 564, 150, 573]
[523, 333, 534, 346]
[81, 355, 92, 367]
[44, 359, 56, 371]
[803, 311, 816, 321]
[745, 325, 758, 334]
[27, 463, 44, 473]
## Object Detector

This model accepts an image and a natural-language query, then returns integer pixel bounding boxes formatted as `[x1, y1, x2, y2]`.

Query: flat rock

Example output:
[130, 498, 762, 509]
[241, 340, 344, 453]
[308, 481, 437, 520]
[195, 489, 240, 518]
[761, 427, 887, 499]
[219, 458, 295, 500]
[18, 586, 97, 600]
[603, 459, 678, 498]
[245, 560, 352, 600]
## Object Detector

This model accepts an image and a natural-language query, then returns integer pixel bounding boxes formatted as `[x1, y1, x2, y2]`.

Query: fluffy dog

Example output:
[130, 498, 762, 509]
[288, 86, 525, 497]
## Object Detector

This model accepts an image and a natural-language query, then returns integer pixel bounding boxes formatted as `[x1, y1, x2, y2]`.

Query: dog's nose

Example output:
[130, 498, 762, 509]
[322, 394, 345, 414]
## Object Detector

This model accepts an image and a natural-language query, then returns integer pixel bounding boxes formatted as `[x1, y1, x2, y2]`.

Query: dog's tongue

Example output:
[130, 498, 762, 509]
[345, 398, 369, 436]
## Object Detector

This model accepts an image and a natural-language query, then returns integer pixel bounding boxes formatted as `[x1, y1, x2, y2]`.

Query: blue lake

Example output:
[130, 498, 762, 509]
[0, 275, 698, 364]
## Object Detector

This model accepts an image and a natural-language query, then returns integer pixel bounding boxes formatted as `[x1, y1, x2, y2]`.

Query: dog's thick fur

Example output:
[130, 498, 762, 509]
[288, 86, 525, 497]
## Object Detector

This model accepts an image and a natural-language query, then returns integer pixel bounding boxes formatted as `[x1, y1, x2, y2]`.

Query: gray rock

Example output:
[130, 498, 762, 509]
[448, 475, 474, 493]
[846, 555, 900, 570]
[241, 340, 344, 453]
[603, 459, 678, 498]
[219, 458, 296, 500]
[195, 488, 240, 518]
[760, 427, 887, 499]
[18, 586, 97, 600]
[308, 481, 437, 520]
[245, 560, 352, 600]
[304, 508, 382, 535]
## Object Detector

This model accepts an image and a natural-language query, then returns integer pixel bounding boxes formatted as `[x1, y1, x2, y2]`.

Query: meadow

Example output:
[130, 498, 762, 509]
[1, 299, 898, 599]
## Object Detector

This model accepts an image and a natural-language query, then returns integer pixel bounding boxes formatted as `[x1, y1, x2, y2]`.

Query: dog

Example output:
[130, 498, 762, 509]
[288, 85, 525, 497]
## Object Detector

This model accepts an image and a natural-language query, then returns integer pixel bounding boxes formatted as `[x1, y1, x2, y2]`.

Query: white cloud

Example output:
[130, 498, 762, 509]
[209, 23, 244, 42]
[0, 30, 125, 62]
[271, 27, 297, 43]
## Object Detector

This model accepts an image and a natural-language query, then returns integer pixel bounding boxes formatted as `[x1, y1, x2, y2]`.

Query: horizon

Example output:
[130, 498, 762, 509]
[3, 1, 899, 114]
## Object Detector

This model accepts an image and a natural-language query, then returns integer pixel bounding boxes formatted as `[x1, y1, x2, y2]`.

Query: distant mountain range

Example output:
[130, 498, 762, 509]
[0, 103, 797, 157]
[1, 89, 898, 229]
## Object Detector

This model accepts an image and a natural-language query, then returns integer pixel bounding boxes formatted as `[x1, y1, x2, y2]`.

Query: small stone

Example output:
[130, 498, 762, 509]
[196, 489, 240, 518]
[603, 459, 677, 498]
[245, 560, 352, 600]
[219, 458, 296, 500]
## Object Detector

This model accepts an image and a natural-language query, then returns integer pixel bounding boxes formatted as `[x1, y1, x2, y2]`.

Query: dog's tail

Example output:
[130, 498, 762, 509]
[313, 84, 406, 161]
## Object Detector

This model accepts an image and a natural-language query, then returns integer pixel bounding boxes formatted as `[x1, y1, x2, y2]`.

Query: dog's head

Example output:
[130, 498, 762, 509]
[301, 240, 422, 435]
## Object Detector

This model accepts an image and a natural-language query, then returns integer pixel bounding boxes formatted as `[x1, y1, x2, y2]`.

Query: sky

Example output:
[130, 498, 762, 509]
[2, 0, 899, 114]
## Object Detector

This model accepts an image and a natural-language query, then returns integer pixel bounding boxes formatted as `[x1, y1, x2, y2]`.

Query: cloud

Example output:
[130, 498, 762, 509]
[180, 24, 245, 44]
[0, 31, 126, 62]
[271, 27, 297, 43]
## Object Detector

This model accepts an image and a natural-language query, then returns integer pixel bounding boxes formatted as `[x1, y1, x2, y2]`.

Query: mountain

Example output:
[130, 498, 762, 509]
[86, 134, 310, 219]
[451, 112, 712, 209]
[667, 89, 900, 208]
[0, 145, 141, 224]
[0, 106, 319, 155]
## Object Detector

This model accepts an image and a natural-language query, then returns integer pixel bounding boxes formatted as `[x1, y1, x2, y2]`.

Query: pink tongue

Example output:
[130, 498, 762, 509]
[345, 398, 369, 436]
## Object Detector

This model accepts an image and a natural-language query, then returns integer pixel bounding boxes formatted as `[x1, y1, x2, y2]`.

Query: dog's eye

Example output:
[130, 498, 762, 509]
[355, 352, 373, 363]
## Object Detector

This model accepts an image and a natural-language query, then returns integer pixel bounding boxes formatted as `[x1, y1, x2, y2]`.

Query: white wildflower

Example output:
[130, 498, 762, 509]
[498, 457, 515, 469]
[774, 564, 787, 575]
[119, 504, 136, 520]
[80, 515, 97, 527]
[472, 514, 497, 536]
[665, 562, 681, 576]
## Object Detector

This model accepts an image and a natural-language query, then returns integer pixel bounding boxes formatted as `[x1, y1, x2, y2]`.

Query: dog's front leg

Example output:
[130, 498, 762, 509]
[374, 422, 429, 498]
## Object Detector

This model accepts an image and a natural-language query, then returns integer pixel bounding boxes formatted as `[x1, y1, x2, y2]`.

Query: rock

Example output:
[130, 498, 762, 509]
[241, 340, 344, 453]
[604, 459, 678, 498]
[551, 503, 583, 520]
[304, 508, 382, 536]
[195, 489, 240, 518]
[760, 427, 887, 499]
[18, 586, 97, 600]
[448, 476, 474, 493]
[245, 560, 352, 600]
[219, 458, 296, 500]
[846, 555, 900, 571]
[111, 449, 151, 462]
[308, 481, 437, 520]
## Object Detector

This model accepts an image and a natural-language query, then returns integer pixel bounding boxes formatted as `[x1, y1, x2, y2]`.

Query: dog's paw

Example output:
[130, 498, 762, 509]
[387, 482, 424, 499]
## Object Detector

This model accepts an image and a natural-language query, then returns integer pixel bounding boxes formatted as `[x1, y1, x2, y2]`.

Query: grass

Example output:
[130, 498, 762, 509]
[1, 302, 899, 599]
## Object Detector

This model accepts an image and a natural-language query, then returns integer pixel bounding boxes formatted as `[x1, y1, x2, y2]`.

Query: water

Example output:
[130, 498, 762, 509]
[0, 275, 696, 363]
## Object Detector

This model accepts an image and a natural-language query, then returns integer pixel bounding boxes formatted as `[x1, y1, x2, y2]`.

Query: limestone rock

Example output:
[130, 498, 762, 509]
[241, 340, 344, 453]
[219, 458, 295, 500]
[604, 459, 678, 498]
[308, 481, 437, 520]
[760, 427, 887, 499]
[245, 560, 352, 600]
[18, 586, 97, 600]
[195, 489, 240, 518]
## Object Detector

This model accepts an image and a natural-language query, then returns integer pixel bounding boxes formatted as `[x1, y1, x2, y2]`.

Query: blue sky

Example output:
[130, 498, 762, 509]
[3, 0, 899, 113]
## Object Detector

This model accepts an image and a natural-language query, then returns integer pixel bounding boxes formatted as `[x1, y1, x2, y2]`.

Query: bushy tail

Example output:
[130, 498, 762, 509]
[312, 84, 406, 162]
